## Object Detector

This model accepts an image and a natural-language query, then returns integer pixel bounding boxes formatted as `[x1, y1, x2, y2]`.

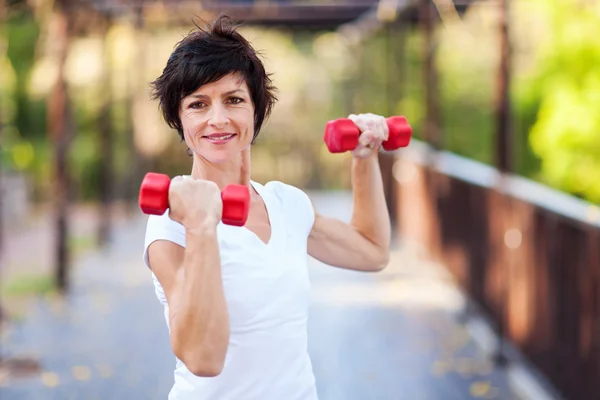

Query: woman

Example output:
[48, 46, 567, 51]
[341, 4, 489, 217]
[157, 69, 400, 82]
[143, 15, 391, 400]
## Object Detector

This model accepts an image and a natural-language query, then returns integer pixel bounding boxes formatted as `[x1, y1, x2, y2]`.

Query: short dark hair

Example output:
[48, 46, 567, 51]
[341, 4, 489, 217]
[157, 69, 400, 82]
[150, 15, 277, 143]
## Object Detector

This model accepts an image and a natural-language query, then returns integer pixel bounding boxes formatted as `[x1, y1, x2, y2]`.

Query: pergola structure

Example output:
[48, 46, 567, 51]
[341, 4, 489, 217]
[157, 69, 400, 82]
[85, 0, 471, 28]
[6, 0, 503, 292]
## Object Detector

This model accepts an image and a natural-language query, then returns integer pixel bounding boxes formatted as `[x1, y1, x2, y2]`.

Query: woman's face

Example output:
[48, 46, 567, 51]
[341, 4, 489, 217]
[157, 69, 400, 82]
[179, 73, 255, 164]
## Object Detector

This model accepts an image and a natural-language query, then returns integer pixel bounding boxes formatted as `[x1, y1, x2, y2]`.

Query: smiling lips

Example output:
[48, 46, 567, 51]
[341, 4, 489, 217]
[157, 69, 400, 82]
[203, 133, 237, 145]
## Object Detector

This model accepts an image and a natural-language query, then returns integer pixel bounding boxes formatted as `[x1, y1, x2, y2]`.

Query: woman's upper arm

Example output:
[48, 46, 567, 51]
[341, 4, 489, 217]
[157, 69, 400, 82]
[147, 240, 185, 305]
[144, 213, 187, 301]
[308, 210, 387, 271]
[307, 212, 342, 265]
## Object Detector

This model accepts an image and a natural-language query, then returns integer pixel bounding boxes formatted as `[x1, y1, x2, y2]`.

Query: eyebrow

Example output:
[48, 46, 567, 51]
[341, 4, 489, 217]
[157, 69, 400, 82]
[189, 89, 246, 99]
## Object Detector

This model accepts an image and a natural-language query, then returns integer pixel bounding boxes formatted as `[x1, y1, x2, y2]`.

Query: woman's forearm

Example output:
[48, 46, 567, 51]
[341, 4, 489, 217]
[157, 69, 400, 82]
[169, 226, 230, 377]
[350, 155, 391, 262]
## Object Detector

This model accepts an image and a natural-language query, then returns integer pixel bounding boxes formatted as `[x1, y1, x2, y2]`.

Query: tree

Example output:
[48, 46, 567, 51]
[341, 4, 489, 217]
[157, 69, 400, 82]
[518, 0, 600, 203]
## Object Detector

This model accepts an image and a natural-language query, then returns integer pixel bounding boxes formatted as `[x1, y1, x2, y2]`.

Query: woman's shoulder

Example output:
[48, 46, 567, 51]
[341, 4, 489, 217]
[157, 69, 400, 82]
[144, 211, 186, 248]
[258, 180, 315, 233]
[145, 209, 184, 229]
[259, 180, 310, 202]
[142, 211, 186, 270]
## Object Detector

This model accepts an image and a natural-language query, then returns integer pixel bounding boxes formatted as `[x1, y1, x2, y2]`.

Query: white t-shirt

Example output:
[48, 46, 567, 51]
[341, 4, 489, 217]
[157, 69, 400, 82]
[143, 180, 318, 400]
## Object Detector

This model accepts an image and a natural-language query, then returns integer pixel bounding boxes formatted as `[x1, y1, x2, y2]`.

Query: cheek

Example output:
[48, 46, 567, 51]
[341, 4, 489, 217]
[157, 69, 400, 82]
[180, 113, 202, 136]
[240, 109, 255, 132]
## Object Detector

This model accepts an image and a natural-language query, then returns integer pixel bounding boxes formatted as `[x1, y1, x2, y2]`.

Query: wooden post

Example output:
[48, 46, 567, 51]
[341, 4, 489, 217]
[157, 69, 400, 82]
[379, 23, 405, 227]
[97, 16, 113, 246]
[0, 0, 6, 257]
[493, 0, 512, 366]
[0, 0, 6, 332]
[47, 0, 73, 292]
[384, 24, 391, 118]
[125, 5, 150, 205]
[420, 0, 440, 150]
[419, 0, 442, 257]
[0, 101, 3, 256]
[495, 0, 512, 173]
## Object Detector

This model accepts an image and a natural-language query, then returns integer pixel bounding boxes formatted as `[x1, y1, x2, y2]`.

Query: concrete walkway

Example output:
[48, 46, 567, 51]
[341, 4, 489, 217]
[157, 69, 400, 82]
[0, 191, 547, 399]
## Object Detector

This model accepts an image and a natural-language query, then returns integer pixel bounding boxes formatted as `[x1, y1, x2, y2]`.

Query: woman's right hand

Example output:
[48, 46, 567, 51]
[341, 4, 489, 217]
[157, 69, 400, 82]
[167, 176, 223, 231]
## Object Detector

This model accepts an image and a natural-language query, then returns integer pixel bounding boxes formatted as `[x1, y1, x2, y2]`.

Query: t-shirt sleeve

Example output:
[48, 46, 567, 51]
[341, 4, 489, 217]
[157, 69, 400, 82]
[143, 211, 186, 270]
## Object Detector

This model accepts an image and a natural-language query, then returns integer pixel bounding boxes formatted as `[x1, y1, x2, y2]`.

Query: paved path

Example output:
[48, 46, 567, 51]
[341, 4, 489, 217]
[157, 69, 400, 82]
[0, 191, 524, 399]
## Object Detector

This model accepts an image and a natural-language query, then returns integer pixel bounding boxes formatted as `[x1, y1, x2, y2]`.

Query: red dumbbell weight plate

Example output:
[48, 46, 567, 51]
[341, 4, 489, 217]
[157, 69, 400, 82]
[383, 116, 412, 151]
[221, 185, 250, 227]
[324, 119, 360, 153]
[139, 173, 171, 215]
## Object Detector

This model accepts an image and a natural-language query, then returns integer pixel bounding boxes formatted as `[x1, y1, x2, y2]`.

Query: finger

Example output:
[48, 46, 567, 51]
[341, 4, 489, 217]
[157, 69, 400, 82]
[366, 119, 380, 141]
[357, 129, 377, 147]
[352, 143, 373, 158]
[378, 116, 389, 141]
[361, 114, 387, 140]
[363, 130, 384, 151]
[354, 148, 372, 158]
[368, 115, 386, 141]
[348, 114, 369, 134]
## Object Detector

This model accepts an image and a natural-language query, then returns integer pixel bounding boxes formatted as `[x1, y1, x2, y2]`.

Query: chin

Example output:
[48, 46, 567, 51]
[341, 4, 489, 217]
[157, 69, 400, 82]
[195, 147, 239, 164]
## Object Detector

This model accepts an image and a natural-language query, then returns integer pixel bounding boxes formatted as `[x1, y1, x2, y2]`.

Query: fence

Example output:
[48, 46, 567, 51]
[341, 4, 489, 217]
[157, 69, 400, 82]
[390, 141, 600, 400]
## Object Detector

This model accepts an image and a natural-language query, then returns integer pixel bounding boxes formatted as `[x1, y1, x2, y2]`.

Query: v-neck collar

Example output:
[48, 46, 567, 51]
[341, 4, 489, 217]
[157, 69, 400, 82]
[240, 180, 273, 247]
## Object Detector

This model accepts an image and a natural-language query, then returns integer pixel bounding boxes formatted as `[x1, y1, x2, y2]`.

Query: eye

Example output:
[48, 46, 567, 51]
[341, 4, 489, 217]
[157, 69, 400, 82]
[228, 96, 244, 105]
[189, 101, 205, 109]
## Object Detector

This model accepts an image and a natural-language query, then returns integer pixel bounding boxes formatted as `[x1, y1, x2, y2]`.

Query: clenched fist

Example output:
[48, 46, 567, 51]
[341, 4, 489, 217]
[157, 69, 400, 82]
[348, 113, 389, 159]
[168, 176, 223, 231]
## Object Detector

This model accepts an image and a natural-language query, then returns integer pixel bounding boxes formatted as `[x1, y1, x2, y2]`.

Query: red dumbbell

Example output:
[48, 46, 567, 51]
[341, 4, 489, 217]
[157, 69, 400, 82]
[139, 172, 250, 227]
[323, 116, 412, 153]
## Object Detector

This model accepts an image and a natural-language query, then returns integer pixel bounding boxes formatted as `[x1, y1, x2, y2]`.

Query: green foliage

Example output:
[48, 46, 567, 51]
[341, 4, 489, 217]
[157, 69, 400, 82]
[2, 3, 599, 204]
[437, 19, 496, 165]
[1, 5, 47, 185]
[71, 131, 102, 200]
[4, 9, 39, 78]
[5, 7, 45, 142]
[1, 274, 55, 297]
[519, 0, 600, 202]
[422, 0, 600, 206]
[434, 4, 535, 171]
[393, 28, 424, 141]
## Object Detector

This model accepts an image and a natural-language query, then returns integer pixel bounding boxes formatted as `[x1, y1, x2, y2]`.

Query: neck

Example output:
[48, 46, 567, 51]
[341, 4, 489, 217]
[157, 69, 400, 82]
[190, 148, 252, 191]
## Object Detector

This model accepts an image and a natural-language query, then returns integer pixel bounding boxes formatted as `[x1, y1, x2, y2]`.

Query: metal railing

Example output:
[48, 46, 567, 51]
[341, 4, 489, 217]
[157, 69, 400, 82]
[390, 140, 600, 400]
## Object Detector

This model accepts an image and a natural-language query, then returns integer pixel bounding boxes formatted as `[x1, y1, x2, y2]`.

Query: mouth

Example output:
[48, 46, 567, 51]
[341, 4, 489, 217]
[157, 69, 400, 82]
[202, 133, 237, 145]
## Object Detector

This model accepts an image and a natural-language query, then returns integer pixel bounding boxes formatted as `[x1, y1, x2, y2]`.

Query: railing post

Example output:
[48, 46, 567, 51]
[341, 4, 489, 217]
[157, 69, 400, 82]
[419, 0, 442, 258]
[420, 0, 441, 151]
[97, 14, 114, 247]
[0, 99, 3, 256]
[48, 0, 73, 292]
[495, 0, 512, 174]
[493, 0, 513, 366]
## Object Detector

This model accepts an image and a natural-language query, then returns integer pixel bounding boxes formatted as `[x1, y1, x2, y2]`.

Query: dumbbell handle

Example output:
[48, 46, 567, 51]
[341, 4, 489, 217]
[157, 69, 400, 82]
[324, 116, 412, 153]
[138, 173, 250, 227]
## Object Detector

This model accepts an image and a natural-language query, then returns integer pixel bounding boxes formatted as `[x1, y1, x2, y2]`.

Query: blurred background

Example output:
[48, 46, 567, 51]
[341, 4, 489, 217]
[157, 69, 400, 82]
[0, 0, 599, 399]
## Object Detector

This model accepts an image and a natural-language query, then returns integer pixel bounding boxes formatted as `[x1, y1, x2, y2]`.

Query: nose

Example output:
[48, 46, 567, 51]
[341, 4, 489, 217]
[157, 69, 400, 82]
[208, 104, 229, 129]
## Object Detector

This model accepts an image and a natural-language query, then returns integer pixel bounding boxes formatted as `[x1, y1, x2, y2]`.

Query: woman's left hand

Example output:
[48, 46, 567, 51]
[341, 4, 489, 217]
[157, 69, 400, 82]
[348, 113, 389, 159]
